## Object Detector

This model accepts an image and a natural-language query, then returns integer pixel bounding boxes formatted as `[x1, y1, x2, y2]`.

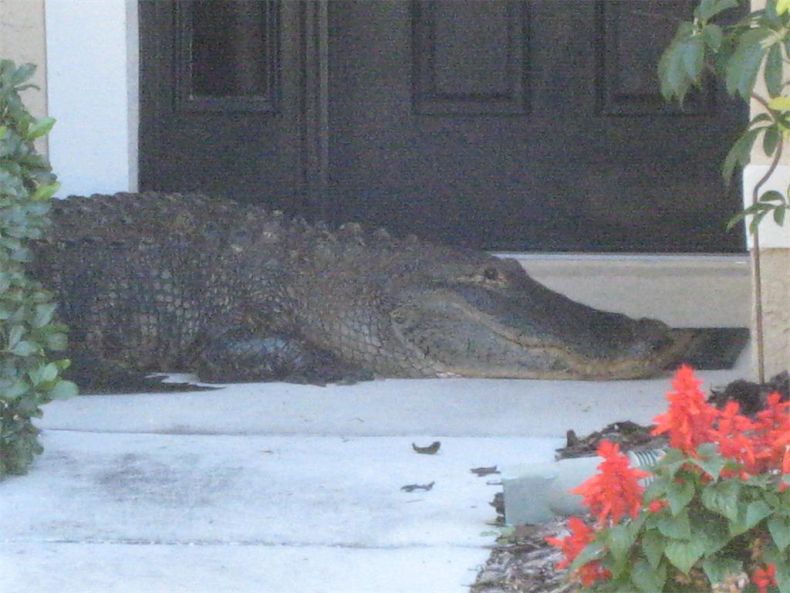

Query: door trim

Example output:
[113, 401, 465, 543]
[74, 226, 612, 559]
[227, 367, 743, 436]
[301, 0, 330, 219]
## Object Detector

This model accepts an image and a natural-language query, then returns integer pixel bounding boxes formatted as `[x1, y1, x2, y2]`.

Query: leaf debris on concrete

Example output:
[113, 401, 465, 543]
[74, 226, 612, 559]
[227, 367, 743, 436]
[412, 441, 441, 454]
[400, 481, 435, 492]
[470, 465, 500, 477]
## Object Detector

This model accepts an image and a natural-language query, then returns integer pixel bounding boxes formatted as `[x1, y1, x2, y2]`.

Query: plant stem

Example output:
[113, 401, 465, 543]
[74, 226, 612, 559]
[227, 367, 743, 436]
[747, 92, 779, 384]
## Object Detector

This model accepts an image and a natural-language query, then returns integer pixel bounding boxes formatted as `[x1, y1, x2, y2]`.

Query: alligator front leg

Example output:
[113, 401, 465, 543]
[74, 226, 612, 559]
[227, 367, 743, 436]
[65, 350, 215, 394]
[192, 328, 372, 385]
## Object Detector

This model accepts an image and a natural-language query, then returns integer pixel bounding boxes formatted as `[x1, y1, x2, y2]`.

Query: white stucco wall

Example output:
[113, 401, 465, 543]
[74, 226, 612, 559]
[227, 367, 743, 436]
[45, 0, 138, 197]
[742, 165, 790, 249]
[0, 0, 48, 153]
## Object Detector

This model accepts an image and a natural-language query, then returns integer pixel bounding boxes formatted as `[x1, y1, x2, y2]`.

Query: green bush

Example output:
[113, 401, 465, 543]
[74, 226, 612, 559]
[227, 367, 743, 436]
[0, 60, 77, 478]
[659, 0, 790, 231]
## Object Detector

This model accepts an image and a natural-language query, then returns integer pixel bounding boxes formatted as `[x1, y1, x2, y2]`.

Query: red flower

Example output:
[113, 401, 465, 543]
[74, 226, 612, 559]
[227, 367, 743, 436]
[781, 442, 790, 492]
[546, 517, 611, 586]
[652, 365, 718, 455]
[545, 516, 595, 569]
[710, 401, 757, 471]
[571, 440, 650, 526]
[577, 561, 612, 587]
[752, 563, 777, 593]
[750, 393, 790, 475]
[647, 499, 668, 513]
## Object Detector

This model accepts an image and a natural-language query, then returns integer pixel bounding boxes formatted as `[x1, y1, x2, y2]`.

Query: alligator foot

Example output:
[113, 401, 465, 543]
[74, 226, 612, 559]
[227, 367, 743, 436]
[65, 353, 215, 394]
[193, 329, 371, 385]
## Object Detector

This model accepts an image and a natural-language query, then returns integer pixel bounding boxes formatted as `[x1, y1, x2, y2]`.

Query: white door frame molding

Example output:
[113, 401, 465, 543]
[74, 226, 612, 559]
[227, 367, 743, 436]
[45, 0, 138, 197]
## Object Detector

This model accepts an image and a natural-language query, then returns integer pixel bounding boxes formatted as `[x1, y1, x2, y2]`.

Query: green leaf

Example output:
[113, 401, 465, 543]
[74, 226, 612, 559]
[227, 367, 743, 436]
[725, 28, 774, 99]
[666, 478, 696, 515]
[7, 324, 24, 348]
[664, 538, 706, 575]
[659, 43, 688, 102]
[740, 499, 773, 532]
[658, 509, 692, 540]
[9, 245, 32, 263]
[701, 480, 741, 522]
[688, 443, 726, 480]
[691, 513, 730, 555]
[766, 0, 786, 24]
[775, 205, 788, 225]
[776, 560, 790, 593]
[9, 340, 39, 357]
[47, 380, 77, 400]
[752, 112, 775, 125]
[641, 529, 666, 570]
[722, 126, 762, 183]
[26, 117, 55, 140]
[732, 198, 779, 232]
[32, 303, 56, 328]
[28, 362, 58, 386]
[44, 332, 68, 351]
[30, 182, 60, 201]
[765, 43, 784, 97]
[654, 448, 689, 479]
[606, 523, 636, 565]
[9, 63, 35, 87]
[760, 189, 787, 204]
[763, 126, 781, 156]
[770, 96, 790, 111]
[768, 515, 790, 551]
[630, 557, 667, 593]
[695, 0, 739, 21]
[659, 22, 698, 103]
[681, 37, 705, 80]
[703, 23, 724, 51]
[0, 379, 29, 401]
[702, 556, 743, 587]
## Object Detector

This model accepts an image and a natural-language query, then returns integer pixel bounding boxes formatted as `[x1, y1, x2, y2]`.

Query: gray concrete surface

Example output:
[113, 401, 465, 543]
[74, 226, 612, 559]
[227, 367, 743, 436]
[1, 347, 751, 593]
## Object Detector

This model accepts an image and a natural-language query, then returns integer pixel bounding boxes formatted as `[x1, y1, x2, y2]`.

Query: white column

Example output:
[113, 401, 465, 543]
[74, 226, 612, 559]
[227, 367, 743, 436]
[45, 0, 138, 197]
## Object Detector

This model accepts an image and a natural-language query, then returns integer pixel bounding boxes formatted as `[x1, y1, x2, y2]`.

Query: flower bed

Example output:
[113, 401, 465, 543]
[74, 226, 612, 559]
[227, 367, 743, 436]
[547, 366, 790, 593]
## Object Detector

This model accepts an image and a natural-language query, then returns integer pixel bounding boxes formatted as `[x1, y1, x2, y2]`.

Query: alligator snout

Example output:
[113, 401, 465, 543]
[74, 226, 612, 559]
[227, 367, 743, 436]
[615, 319, 693, 376]
[393, 277, 695, 380]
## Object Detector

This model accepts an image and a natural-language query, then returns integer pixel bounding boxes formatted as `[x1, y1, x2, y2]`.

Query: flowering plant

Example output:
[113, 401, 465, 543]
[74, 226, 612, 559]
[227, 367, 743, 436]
[548, 366, 790, 592]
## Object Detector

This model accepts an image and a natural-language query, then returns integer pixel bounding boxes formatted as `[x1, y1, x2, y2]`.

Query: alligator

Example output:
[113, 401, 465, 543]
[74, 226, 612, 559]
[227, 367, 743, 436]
[31, 192, 697, 391]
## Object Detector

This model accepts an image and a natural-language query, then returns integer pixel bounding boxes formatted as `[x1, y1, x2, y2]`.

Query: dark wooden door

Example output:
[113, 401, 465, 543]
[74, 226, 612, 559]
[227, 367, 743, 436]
[140, 0, 746, 253]
[139, 0, 326, 214]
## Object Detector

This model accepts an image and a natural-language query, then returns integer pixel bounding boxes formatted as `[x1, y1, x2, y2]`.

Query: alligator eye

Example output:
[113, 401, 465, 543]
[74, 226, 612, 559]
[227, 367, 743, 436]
[483, 267, 499, 281]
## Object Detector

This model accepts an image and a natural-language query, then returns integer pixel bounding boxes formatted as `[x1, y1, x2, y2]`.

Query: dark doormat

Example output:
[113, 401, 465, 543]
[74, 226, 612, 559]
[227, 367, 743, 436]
[667, 327, 750, 370]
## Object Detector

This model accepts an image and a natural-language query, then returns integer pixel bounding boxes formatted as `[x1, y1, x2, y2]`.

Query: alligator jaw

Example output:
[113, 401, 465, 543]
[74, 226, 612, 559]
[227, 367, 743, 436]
[391, 290, 697, 381]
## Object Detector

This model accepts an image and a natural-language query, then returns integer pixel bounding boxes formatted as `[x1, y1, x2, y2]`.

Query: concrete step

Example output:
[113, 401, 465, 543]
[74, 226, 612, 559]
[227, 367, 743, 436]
[38, 365, 751, 439]
[1, 430, 562, 593]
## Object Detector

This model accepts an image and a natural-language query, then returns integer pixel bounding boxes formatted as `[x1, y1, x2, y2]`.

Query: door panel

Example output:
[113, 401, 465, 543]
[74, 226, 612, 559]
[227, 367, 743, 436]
[327, 0, 745, 252]
[412, 1, 530, 115]
[140, 0, 746, 253]
[139, 0, 316, 213]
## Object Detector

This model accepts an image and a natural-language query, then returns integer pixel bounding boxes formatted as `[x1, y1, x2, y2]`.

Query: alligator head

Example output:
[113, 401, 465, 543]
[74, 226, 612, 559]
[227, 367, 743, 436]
[379, 246, 693, 380]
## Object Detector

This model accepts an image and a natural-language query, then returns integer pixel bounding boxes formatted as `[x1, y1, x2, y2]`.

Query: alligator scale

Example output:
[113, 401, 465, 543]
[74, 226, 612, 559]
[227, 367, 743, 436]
[32, 192, 695, 391]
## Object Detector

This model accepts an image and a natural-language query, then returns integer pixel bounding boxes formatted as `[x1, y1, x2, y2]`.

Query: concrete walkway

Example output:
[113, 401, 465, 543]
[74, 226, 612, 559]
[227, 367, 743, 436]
[0, 355, 751, 593]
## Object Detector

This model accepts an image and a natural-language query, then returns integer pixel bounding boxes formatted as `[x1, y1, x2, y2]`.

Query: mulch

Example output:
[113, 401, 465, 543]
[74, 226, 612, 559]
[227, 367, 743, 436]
[470, 372, 789, 593]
